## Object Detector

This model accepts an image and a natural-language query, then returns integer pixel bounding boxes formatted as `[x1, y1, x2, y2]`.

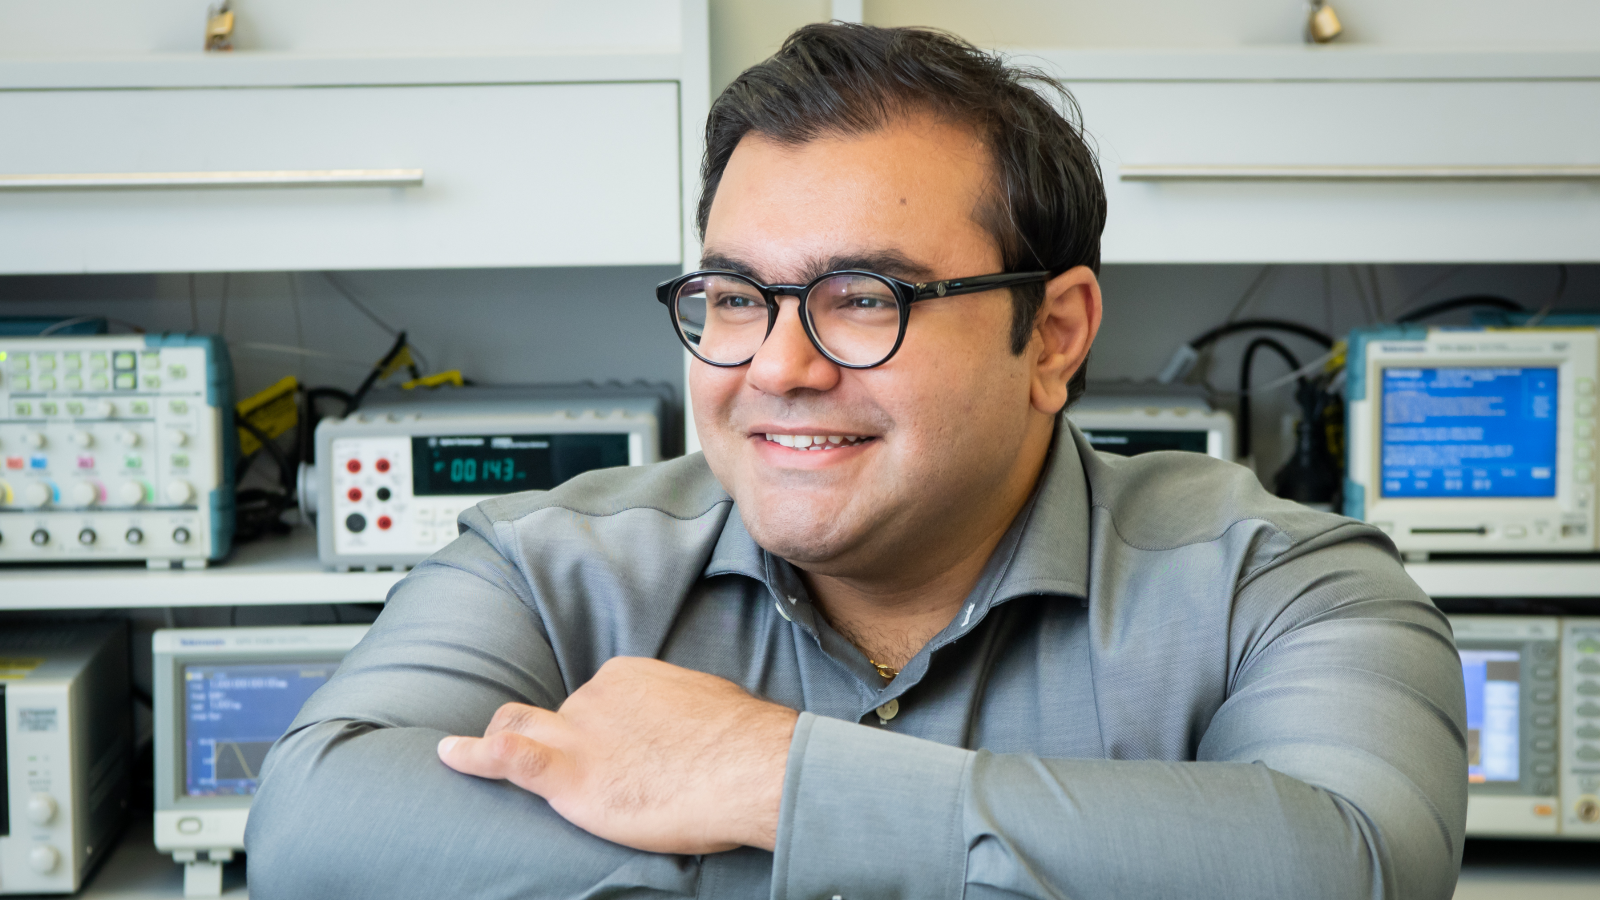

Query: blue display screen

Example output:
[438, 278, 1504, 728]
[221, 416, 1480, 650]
[183, 662, 336, 797]
[1461, 649, 1520, 783]
[1380, 367, 1558, 498]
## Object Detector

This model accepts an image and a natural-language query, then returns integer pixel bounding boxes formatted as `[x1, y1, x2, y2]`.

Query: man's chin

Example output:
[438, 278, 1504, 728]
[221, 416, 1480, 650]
[739, 511, 871, 570]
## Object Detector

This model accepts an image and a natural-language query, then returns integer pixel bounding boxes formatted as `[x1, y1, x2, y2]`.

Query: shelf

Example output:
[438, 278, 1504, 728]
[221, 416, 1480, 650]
[1, 527, 402, 610]
[67, 819, 248, 899]
[1405, 561, 1600, 599]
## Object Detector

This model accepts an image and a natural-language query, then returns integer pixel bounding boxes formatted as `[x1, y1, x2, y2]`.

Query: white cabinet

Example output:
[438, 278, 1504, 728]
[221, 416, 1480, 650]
[1025, 49, 1600, 263]
[0, 58, 688, 274]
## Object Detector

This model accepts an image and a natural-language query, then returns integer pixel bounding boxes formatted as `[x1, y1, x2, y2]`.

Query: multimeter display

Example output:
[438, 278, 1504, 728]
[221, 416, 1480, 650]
[410, 433, 629, 496]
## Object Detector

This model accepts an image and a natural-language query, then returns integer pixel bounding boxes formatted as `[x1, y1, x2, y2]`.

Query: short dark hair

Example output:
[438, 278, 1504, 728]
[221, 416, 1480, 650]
[697, 23, 1105, 404]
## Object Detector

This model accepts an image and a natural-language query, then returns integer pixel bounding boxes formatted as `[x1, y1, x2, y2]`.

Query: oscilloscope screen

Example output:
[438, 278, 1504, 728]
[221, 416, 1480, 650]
[183, 662, 337, 797]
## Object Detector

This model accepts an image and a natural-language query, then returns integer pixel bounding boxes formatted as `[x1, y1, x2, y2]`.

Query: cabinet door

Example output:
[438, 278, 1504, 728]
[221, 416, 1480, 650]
[0, 81, 682, 273]
[1070, 79, 1600, 263]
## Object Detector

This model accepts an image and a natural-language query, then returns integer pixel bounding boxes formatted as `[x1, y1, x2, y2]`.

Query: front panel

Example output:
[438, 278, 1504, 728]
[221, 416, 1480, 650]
[0, 335, 234, 566]
[1452, 616, 1562, 836]
[314, 396, 659, 570]
[1347, 327, 1599, 554]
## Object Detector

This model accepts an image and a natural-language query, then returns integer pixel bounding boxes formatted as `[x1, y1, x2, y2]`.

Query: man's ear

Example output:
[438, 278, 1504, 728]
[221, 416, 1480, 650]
[1029, 265, 1102, 416]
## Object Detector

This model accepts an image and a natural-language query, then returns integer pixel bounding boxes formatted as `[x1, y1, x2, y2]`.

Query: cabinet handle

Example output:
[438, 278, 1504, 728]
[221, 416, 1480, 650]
[0, 169, 424, 190]
[1119, 164, 1600, 182]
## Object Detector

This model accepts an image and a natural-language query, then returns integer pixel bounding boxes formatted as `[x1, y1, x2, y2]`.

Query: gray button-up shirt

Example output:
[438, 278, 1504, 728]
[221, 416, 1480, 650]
[247, 422, 1467, 900]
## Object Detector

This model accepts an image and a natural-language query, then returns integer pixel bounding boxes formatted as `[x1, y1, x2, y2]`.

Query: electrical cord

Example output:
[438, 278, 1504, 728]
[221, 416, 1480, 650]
[1188, 318, 1337, 350]
[1237, 337, 1305, 462]
[1395, 294, 1525, 324]
[37, 315, 146, 336]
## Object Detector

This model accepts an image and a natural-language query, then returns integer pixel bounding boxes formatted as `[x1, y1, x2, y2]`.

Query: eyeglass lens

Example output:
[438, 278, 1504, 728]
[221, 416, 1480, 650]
[674, 273, 902, 366]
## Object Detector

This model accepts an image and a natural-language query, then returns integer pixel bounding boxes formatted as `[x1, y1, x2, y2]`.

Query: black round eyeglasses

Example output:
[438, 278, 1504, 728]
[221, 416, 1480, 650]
[656, 269, 1050, 369]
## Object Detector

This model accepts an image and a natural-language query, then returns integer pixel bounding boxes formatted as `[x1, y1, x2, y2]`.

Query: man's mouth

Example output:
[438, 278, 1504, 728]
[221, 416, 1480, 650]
[762, 433, 874, 451]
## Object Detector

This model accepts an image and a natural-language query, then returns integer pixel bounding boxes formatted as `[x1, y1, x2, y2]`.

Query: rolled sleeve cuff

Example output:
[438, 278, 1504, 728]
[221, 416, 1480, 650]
[771, 712, 973, 900]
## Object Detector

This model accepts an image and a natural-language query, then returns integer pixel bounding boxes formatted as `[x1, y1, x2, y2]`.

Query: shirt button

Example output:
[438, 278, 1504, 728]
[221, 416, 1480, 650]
[876, 698, 899, 722]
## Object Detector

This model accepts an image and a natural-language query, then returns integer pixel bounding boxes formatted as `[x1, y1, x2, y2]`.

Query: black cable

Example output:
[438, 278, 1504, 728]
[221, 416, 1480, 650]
[1188, 318, 1336, 351]
[1395, 294, 1525, 324]
[298, 386, 357, 474]
[1238, 337, 1304, 462]
[350, 331, 410, 410]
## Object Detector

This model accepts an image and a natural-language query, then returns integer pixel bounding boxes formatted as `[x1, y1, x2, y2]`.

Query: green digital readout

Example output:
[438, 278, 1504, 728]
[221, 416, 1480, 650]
[411, 433, 630, 497]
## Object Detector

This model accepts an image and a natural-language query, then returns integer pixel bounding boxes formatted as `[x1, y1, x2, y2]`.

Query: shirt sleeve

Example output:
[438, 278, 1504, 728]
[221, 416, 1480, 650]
[770, 535, 1468, 900]
[243, 509, 701, 900]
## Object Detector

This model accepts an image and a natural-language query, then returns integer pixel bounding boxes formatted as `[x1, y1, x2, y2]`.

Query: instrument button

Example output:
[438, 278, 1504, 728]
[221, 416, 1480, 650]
[89, 352, 108, 370]
[90, 374, 110, 391]
[28, 844, 60, 874]
[141, 351, 161, 369]
[168, 363, 188, 379]
[131, 400, 151, 416]
[26, 793, 58, 825]
[11, 376, 29, 391]
[66, 481, 98, 507]
[375, 458, 391, 473]
[346, 513, 367, 533]
[31, 528, 50, 546]
[114, 372, 136, 390]
[63, 352, 81, 370]
[168, 400, 188, 414]
[64, 374, 82, 390]
[177, 816, 203, 835]
[113, 351, 136, 370]
[20, 482, 52, 509]
[117, 481, 146, 506]
[1579, 659, 1600, 674]
[172, 526, 192, 544]
[347, 487, 363, 503]
[78, 528, 97, 546]
[165, 480, 195, 505]
[143, 375, 162, 389]
[125, 527, 144, 545]
[377, 515, 393, 531]
[346, 459, 362, 474]
[38, 375, 56, 390]
[376, 487, 392, 501]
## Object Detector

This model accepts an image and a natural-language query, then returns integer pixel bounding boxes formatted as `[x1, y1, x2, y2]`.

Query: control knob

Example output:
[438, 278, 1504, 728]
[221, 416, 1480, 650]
[28, 844, 60, 874]
[19, 482, 53, 509]
[165, 480, 195, 505]
[26, 793, 58, 825]
[166, 428, 189, 447]
[116, 480, 147, 506]
[23, 430, 46, 449]
[69, 430, 94, 448]
[89, 399, 115, 418]
[116, 428, 140, 447]
[66, 480, 99, 508]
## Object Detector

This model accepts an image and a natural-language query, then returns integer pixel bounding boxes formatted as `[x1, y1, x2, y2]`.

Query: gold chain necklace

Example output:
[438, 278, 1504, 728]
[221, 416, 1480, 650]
[869, 659, 899, 681]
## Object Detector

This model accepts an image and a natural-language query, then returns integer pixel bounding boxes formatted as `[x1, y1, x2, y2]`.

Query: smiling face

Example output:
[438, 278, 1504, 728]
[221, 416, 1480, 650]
[693, 114, 1087, 584]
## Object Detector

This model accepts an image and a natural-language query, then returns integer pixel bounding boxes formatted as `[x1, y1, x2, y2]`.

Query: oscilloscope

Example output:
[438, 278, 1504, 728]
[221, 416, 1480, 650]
[152, 626, 368, 897]
[1345, 326, 1599, 556]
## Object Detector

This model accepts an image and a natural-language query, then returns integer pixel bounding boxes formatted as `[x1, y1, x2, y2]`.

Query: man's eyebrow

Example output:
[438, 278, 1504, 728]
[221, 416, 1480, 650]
[697, 251, 939, 284]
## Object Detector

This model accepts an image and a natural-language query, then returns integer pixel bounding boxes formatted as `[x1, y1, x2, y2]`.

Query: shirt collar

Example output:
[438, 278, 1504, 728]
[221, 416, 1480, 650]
[700, 417, 1091, 609]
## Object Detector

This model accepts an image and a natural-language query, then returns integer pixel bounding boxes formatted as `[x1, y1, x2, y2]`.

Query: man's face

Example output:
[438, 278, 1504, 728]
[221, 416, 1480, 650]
[694, 115, 1060, 576]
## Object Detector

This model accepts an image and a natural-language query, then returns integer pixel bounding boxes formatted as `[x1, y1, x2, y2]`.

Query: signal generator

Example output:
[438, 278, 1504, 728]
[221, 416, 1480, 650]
[0, 334, 235, 567]
[308, 386, 662, 570]
[1345, 326, 1598, 557]
[1452, 615, 1600, 840]
[1067, 384, 1235, 460]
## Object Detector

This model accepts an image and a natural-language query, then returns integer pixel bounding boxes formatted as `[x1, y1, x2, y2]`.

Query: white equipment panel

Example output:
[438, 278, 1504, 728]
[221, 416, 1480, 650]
[313, 388, 660, 570]
[0, 335, 233, 567]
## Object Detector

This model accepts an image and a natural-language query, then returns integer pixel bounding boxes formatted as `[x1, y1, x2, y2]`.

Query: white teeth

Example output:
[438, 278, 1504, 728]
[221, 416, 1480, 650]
[764, 433, 870, 449]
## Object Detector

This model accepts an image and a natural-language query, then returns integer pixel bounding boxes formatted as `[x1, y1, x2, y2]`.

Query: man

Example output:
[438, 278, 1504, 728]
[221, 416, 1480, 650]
[248, 24, 1466, 899]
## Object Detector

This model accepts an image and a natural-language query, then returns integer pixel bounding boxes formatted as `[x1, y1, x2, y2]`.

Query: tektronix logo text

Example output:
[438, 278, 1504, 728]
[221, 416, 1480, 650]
[179, 638, 227, 647]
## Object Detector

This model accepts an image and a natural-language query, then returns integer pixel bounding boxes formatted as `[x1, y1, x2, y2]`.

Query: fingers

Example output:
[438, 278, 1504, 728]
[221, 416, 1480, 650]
[438, 702, 571, 795]
[437, 729, 566, 795]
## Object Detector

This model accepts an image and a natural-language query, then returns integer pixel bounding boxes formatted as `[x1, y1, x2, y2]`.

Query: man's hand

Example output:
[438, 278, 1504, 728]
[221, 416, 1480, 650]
[437, 657, 798, 855]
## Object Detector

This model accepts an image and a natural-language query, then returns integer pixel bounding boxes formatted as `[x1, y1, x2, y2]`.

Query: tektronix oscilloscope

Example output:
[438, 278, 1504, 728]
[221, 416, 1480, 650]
[153, 626, 368, 897]
[309, 386, 662, 570]
[1452, 616, 1600, 839]
[1345, 326, 1599, 556]
[0, 335, 235, 567]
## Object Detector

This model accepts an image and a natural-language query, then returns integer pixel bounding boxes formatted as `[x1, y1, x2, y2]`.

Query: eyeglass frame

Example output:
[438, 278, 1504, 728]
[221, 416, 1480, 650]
[656, 268, 1052, 369]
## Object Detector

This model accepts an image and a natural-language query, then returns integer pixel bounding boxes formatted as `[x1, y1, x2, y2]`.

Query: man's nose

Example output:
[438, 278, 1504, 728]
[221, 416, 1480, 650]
[745, 296, 840, 395]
